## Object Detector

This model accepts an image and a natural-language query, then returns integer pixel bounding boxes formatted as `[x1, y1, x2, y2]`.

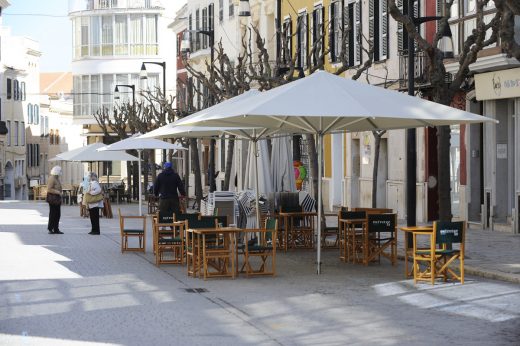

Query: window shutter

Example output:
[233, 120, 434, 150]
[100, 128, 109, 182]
[380, 0, 388, 60]
[436, 0, 443, 32]
[289, 19, 293, 63]
[414, 0, 420, 38]
[354, 0, 361, 66]
[397, 0, 404, 52]
[344, 3, 350, 66]
[304, 13, 309, 68]
[369, 0, 375, 52]
[329, 3, 335, 62]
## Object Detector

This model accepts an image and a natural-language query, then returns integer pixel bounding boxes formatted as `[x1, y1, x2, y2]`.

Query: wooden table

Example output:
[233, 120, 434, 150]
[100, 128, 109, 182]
[187, 227, 241, 280]
[278, 212, 317, 251]
[338, 218, 368, 263]
[399, 226, 433, 278]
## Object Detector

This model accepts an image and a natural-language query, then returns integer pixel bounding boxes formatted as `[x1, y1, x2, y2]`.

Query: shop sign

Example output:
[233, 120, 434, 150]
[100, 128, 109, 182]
[475, 67, 520, 100]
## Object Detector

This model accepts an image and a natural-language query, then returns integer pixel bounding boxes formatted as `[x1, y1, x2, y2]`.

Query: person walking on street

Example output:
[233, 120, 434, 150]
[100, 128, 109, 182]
[47, 166, 63, 234]
[154, 162, 186, 218]
[86, 172, 104, 235]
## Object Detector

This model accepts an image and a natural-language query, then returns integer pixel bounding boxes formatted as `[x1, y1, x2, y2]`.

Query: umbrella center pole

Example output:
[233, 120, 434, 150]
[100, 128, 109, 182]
[253, 138, 261, 229]
[317, 133, 323, 274]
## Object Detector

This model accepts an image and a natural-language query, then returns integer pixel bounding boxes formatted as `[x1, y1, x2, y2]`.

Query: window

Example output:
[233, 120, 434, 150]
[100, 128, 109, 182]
[40, 115, 44, 136]
[219, 0, 224, 23]
[229, 0, 234, 18]
[21, 82, 26, 101]
[114, 15, 128, 55]
[28, 104, 33, 124]
[36, 144, 40, 166]
[329, 1, 343, 63]
[312, 6, 324, 67]
[56, 130, 60, 145]
[27, 144, 32, 167]
[6, 120, 10, 145]
[196, 9, 201, 51]
[397, 0, 419, 52]
[144, 14, 158, 55]
[81, 17, 89, 56]
[34, 105, 39, 125]
[44, 117, 49, 137]
[14, 121, 19, 146]
[102, 15, 113, 55]
[208, 4, 214, 31]
[369, 0, 388, 61]
[13, 80, 19, 100]
[297, 13, 308, 69]
[6, 78, 11, 99]
[282, 18, 292, 65]
[21, 121, 25, 146]
[50, 129, 55, 145]
[189, 14, 193, 52]
[345, 0, 362, 67]
[202, 8, 208, 49]
[91, 16, 101, 56]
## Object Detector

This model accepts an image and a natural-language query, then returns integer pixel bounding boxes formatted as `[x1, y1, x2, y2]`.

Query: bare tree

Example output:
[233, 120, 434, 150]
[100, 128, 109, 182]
[389, 0, 500, 221]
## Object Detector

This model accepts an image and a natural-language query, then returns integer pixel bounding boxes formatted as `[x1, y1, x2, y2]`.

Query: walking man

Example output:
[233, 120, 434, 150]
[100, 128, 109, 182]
[154, 162, 186, 218]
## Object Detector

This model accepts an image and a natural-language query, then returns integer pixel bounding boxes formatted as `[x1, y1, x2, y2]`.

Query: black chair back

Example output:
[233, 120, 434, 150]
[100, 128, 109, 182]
[281, 205, 303, 213]
[158, 211, 175, 224]
[341, 211, 366, 220]
[175, 213, 200, 223]
[367, 214, 396, 234]
[188, 217, 217, 229]
[435, 221, 464, 246]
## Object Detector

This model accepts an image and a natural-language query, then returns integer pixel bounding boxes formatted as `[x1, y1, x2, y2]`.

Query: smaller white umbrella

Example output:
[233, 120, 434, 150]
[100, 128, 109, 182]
[98, 134, 186, 215]
[53, 142, 139, 162]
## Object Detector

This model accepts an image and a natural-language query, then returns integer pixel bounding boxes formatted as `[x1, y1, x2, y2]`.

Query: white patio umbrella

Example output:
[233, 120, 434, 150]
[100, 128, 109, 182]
[141, 125, 282, 227]
[173, 70, 497, 274]
[52, 142, 139, 162]
[98, 134, 187, 215]
[244, 139, 273, 195]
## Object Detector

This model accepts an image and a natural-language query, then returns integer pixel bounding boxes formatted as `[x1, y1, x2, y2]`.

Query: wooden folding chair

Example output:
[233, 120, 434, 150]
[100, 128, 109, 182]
[118, 208, 146, 253]
[154, 211, 186, 266]
[413, 221, 466, 285]
[241, 218, 277, 277]
[434, 221, 466, 284]
[365, 213, 397, 265]
[342, 211, 367, 263]
[185, 217, 217, 278]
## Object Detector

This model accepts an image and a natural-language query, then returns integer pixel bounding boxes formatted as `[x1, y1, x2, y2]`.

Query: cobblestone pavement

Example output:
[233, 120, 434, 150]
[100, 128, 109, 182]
[0, 201, 519, 345]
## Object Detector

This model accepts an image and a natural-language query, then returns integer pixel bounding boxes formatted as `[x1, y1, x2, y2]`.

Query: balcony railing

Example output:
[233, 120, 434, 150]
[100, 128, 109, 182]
[69, 0, 160, 12]
[398, 50, 431, 91]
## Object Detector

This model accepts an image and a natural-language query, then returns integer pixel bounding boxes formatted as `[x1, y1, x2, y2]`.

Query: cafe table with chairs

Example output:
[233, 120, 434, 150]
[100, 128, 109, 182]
[338, 208, 396, 265]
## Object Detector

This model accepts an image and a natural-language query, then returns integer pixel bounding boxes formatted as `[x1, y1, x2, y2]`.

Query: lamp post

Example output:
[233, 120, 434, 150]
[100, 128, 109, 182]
[406, 3, 454, 235]
[114, 84, 135, 110]
[140, 61, 167, 163]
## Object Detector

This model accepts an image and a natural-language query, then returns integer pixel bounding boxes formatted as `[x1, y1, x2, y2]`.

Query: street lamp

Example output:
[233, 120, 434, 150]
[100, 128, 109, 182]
[140, 61, 167, 163]
[114, 84, 135, 108]
[238, 0, 251, 17]
[406, 3, 454, 233]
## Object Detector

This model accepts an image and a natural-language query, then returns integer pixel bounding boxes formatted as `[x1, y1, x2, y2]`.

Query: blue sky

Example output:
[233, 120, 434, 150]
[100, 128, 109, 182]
[4, 0, 71, 72]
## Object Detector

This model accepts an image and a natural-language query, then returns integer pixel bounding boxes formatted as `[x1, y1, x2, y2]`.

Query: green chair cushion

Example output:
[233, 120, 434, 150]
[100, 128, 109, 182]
[123, 229, 144, 234]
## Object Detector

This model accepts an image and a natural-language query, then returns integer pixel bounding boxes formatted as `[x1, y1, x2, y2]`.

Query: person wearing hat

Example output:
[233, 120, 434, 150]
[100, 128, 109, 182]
[154, 162, 186, 218]
[47, 166, 64, 234]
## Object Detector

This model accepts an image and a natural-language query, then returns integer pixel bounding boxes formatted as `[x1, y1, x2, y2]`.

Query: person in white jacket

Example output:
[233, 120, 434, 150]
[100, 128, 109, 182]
[86, 172, 104, 235]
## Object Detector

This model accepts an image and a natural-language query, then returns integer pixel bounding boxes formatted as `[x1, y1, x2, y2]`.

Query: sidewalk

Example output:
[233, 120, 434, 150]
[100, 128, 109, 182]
[0, 200, 519, 345]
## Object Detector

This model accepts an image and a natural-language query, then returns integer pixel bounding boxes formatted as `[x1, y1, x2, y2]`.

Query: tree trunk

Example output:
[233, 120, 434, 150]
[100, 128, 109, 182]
[293, 135, 302, 161]
[372, 133, 381, 208]
[437, 125, 452, 221]
[223, 135, 235, 191]
[126, 161, 132, 200]
[184, 143, 190, 198]
[190, 138, 203, 209]
[133, 162, 138, 200]
[209, 139, 217, 192]
[150, 150, 157, 182]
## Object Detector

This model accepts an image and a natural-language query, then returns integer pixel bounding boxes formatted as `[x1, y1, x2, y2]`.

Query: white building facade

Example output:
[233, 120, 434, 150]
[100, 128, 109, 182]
[68, 0, 177, 183]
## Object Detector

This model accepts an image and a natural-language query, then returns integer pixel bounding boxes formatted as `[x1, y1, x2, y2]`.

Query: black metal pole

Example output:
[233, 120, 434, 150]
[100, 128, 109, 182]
[208, 32, 217, 192]
[406, 0, 417, 235]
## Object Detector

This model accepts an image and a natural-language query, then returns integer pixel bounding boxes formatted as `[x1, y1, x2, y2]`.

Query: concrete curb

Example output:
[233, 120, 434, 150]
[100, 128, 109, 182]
[396, 253, 520, 284]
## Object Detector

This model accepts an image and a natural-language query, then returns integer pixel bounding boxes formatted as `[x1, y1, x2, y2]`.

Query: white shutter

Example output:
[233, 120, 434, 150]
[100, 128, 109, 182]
[369, 0, 375, 50]
[380, 0, 388, 60]
[329, 3, 334, 62]
[397, 0, 404, 52]
[344, 3, 350, 66]
[354, 0, 361, 66]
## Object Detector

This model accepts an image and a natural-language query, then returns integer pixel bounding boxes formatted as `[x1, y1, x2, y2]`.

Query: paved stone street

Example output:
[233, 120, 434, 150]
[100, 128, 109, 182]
[1, 201, 519, 345]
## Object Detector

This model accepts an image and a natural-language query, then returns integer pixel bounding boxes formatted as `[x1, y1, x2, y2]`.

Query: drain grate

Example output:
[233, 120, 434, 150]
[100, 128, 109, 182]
[184, 288, 208, 293]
